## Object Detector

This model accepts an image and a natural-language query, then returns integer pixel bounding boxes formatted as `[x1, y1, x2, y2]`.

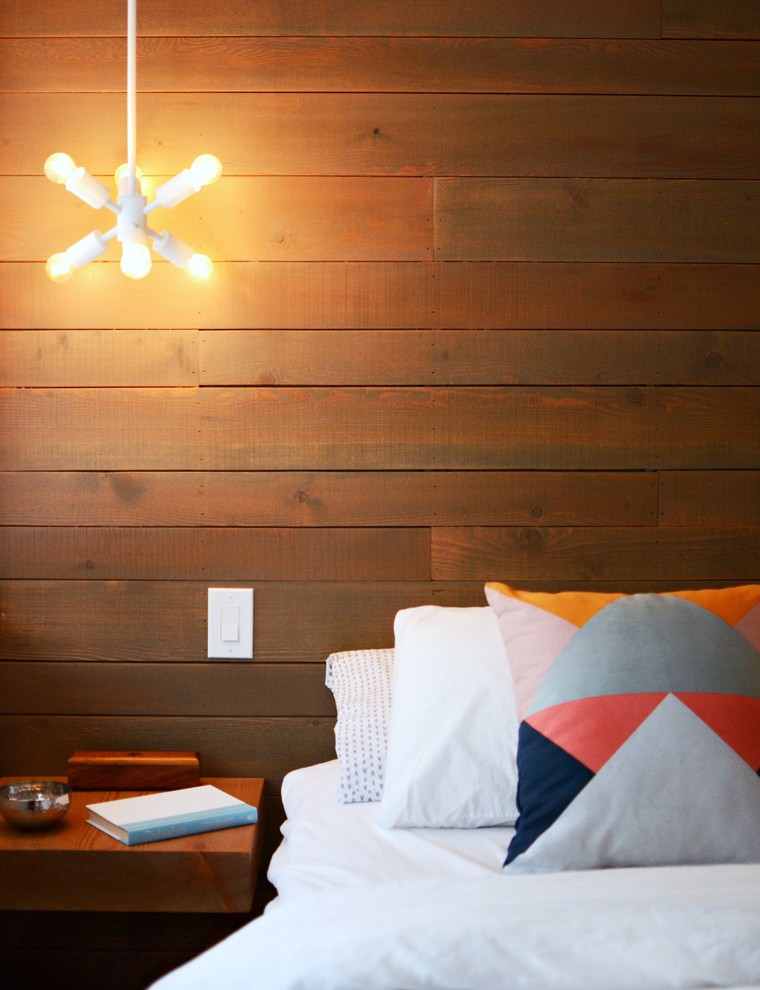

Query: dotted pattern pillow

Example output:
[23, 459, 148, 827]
[485, 582, 760, 873]
[325, 649, 394, 803]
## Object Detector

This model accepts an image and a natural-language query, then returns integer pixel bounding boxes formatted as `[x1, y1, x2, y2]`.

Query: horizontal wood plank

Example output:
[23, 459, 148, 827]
[0, 576, 749, 666]
[0, 330, 197, 386]
[1, 329, 755, 388]
[2, 262, 758, 330]
[658, 471, 760, 526]
[0, 527, 430, 581]
[0, 581, 479, 663]
[2, 176, 433, 263]
[0, 662, 334, 717]
[199, 330, 760, 386]
[0, 1, 663, 39]
[3, 94, 757, 178]
[0, 470, 657, 527]
[432, 526, 760, 582]
[1, 386, 757, 471]
[0, 715, 337, 789]
[435, 178, 760, 263]
[4, 38, 757, 96]
[663, 1, 760, 39]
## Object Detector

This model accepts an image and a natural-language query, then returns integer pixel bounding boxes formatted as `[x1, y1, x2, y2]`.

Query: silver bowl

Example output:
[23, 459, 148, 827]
[0, 780, 70, 830]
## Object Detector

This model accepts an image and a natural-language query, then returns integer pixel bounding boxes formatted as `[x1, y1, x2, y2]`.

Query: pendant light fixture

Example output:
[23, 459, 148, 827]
[44, 0, 221, 282]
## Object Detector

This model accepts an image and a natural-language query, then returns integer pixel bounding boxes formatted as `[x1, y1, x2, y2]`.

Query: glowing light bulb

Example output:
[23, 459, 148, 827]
[121, 241, 152, 280]
[114, 163, 144, 188]
[188, 154, 222, 190]
[185, 253, 213, 283]
[44, 153, 77, 185]
[46, 252, 76, 282]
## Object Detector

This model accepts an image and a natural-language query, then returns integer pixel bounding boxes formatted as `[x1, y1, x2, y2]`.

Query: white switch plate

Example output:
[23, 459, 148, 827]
[207, 588, 254, 659]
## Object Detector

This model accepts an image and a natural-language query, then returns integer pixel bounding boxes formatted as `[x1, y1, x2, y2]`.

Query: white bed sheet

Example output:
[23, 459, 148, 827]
[150, 761, 760, 990]
[268, 759, 515, 901]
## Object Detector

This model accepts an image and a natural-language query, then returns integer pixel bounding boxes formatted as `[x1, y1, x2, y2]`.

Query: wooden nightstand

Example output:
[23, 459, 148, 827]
[0, 776, 264, 912]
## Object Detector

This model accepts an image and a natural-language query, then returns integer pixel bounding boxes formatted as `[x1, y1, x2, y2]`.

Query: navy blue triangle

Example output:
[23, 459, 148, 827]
[505, 721, 595, 865]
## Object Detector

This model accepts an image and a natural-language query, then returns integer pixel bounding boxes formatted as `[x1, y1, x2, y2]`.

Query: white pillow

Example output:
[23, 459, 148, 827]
[325, 649, 394, 803]
[377, 606, 518, 829]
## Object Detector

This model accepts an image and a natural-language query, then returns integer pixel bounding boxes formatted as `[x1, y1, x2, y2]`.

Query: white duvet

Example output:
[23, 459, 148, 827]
[152, 864, 760, 990]
[150, 762, 760, 990]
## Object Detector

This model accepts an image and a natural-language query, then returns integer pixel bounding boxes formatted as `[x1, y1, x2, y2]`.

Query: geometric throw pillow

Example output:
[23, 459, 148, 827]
[325, 648, 394, 803]
[485, 582, 760, 872]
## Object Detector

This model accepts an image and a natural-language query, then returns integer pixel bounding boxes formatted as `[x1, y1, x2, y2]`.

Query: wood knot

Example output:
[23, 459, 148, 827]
[517, 528, 543, 549]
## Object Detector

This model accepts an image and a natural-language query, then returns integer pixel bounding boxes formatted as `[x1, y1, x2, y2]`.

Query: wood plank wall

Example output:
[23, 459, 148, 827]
[0, 1, 759, 984]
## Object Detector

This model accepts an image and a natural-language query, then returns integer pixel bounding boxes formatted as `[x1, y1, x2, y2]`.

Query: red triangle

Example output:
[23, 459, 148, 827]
[677, 693, 760, 771]
[526, 693, 667, 773]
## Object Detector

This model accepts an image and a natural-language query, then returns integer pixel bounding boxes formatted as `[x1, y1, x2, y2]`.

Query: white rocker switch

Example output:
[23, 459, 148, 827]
[208, 588, 253, 659]
[221, 604, 240, 642]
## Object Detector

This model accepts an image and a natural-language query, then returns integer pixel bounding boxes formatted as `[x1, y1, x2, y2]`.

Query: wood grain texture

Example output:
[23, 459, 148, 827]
[0, 777, 263, 912]
[435, 178, 760, 262]
[11, 571, 741, 666]
[1, 330, 755, 387]
[663, 1, 760, 39]
[2, 263, 758, 330]
[431, 526, 760, 582]
[4, 38, 758, 96]
[0, 329, 197, 386]
[2, 176, 433, 263]
[2, 386, 757, 470]
[0, 581, 480, 663]
[0, 0, 663, 39]
[0, 527, 430, 581]
[1, 663, 334, 716]
[4, 94, 758, 178]
[0, 716, 337, 789]
[658, 471, 760, 527]
[66, 750, 201, 790]
[199, 330, 760, 386]
[0, 470, 657, 526]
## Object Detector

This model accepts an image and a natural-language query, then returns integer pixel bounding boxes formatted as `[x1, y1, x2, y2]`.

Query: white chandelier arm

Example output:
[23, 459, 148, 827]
[46, 228, 116, 282]
[150, 155, 223, 211]
[149, 229, 194, 267]
[148, 228, 214, 282]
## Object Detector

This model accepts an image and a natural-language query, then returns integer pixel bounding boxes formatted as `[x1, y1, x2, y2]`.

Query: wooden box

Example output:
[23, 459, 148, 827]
[67, 750, 201, 790]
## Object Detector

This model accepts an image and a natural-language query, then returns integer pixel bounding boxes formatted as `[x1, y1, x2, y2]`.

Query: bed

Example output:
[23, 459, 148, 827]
[151, 584, 760, 990]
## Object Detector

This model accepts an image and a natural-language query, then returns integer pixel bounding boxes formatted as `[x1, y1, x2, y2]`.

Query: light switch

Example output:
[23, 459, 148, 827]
[208, 588, 253, 659]
[221, 604, 240, 642]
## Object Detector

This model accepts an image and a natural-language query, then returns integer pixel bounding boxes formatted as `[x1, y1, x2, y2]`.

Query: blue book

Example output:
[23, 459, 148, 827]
[86, 783, 258, 845]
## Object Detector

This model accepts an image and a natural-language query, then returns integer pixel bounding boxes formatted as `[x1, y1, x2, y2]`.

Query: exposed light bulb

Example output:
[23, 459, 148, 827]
[45, 232, 109, 282]
[188, 154, 222, 190]
[185, 253, 213, 283]
[153, 155, 222, 210]
[121, 241, 152, 280]
[44, 152, 77, 185]
[46, 252, 76, 282]
[115, 162, 144, 187]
